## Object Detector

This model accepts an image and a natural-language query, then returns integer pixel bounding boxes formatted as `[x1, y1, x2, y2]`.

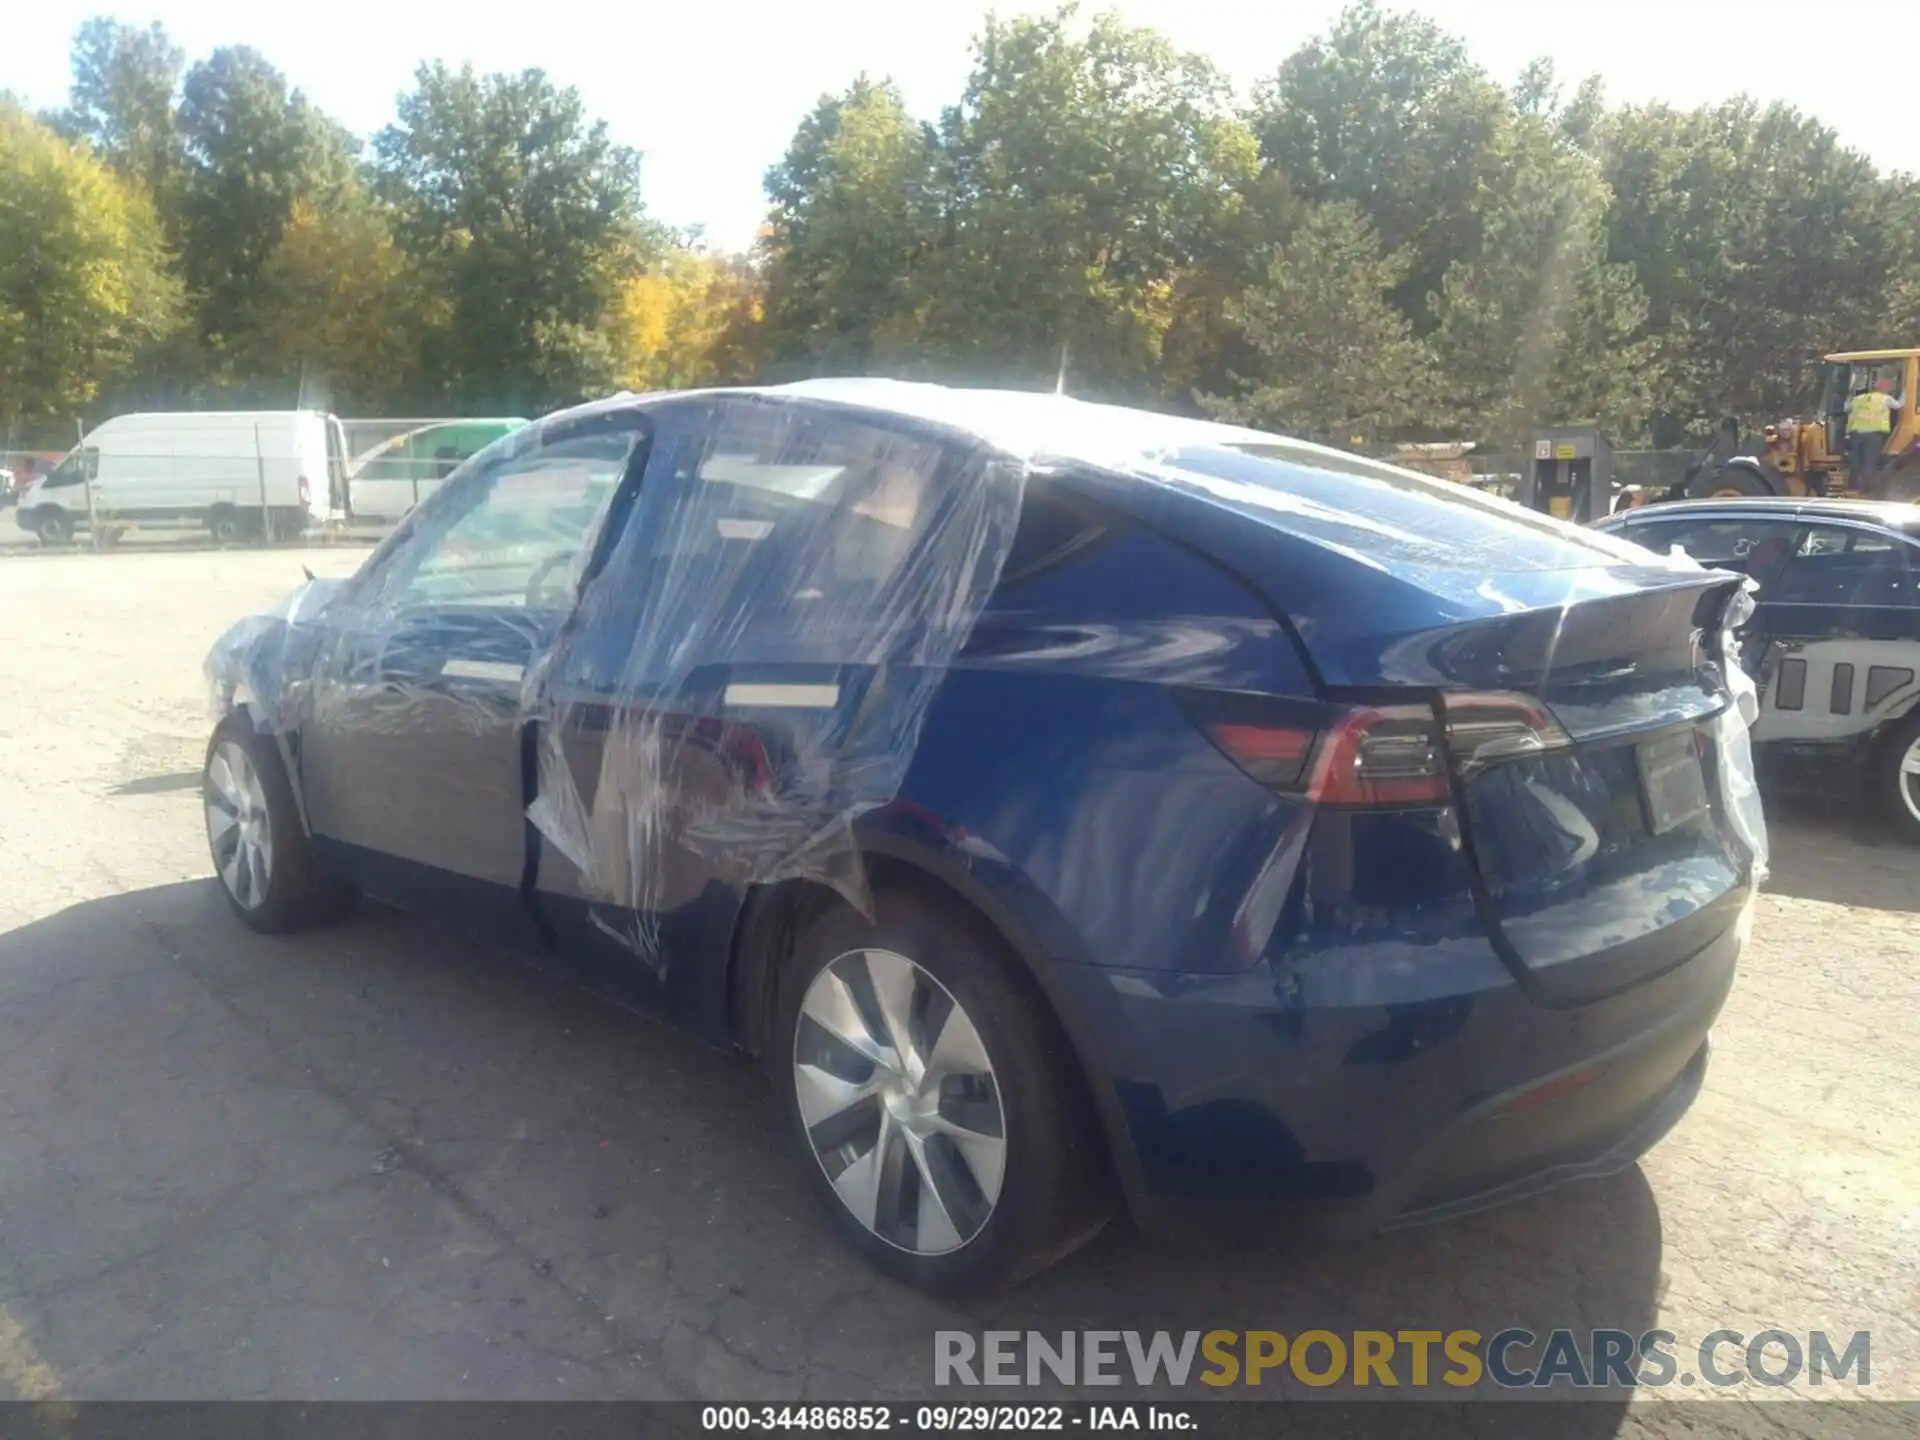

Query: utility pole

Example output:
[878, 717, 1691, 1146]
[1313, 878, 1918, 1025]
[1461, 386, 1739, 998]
[1054, 341, 1070, 396]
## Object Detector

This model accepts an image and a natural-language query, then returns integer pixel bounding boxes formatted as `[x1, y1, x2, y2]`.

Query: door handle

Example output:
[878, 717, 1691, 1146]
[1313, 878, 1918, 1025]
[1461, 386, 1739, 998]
[722, 682, 842, 709]
[443, 658, 526, 684]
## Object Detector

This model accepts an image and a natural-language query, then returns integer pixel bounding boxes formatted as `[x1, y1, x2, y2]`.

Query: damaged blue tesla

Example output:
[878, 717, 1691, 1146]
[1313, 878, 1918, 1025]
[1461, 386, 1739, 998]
[203, 380, 1766, 1292]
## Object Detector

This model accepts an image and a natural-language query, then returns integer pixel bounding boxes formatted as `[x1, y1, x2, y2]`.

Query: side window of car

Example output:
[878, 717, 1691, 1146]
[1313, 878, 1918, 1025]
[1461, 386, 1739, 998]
[1631, 518, 1803, 593]
[650, 401, 974, 645]
[565, 398, 1009, 684]
[1774, 526, 1914, 608]
[377, 429, 642, 610]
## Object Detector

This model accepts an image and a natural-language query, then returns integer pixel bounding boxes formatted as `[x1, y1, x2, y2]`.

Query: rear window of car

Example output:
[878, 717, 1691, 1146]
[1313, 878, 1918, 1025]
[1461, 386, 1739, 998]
[1156, 444, 1635, 572]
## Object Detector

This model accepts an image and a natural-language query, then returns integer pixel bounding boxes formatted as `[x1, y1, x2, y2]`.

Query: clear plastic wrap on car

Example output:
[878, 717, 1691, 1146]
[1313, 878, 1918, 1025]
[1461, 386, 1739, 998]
[204, 391, 1024, 964]
[522, 396, 1024, 958]
[1712, 580, 1769, 883]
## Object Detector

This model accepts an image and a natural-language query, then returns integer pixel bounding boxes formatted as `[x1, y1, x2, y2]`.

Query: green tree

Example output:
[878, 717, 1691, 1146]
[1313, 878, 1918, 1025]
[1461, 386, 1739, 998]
[758, 77, 932, 375]
[1429, 137, 1656, 441]
[1250, 1, 1512, 332]
[174, 46, 358, 357]
[912, 6, 1259, 395]
[374, 63, 660, 412]
[231, 195, 435, 413]
[1252, 4, 1656, 442]
[57, 17, 183, 209]
[1598, 99, 1905, 429]
[0, 103, 182, 425]
[1202, 201, 1435, 444]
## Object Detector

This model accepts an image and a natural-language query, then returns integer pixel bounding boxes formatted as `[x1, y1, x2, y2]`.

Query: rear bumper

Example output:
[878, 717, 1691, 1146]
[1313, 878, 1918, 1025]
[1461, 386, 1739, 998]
[1384, 1038, 1707, 1230]
[1051, 890, 1744, 1239]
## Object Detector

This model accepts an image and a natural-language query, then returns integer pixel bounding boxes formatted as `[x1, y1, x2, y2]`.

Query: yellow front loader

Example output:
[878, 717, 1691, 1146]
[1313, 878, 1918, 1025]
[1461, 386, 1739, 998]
[1672, 348, 1920, 503]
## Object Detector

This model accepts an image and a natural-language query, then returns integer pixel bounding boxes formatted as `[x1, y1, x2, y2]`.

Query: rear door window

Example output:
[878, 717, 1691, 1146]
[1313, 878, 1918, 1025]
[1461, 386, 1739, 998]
[1627, 517, 1804, 592]
[1774, 526, 1917, 609]
[602, 398, 1002, 665]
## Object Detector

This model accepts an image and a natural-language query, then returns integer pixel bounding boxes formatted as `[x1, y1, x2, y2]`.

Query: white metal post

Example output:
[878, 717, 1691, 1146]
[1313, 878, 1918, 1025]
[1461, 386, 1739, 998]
[255, 422, 270, 545]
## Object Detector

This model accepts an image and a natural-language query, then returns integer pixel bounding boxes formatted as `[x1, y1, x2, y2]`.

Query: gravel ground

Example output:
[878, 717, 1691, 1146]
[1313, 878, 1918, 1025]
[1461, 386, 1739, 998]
[0, 549, 1912, 1433]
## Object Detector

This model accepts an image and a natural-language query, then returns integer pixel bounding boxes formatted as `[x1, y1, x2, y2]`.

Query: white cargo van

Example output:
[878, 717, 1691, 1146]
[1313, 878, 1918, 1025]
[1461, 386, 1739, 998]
[14, 410, 348, 546]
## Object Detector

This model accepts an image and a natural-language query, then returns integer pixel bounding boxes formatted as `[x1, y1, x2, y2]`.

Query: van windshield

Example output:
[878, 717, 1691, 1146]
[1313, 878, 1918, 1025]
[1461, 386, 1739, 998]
[44, 449, 95, 488]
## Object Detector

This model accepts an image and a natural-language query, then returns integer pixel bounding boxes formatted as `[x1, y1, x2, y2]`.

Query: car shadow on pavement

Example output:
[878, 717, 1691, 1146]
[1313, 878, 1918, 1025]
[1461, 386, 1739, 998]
[1759, 795, 1917, 913]
[0, 878, 1659, 1419]
[108, 771, 205, 797]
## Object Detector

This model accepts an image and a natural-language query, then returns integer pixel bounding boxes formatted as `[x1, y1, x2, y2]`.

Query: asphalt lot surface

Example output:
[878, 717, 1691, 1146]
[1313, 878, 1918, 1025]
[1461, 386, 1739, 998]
[0, 548, 1913, 1431]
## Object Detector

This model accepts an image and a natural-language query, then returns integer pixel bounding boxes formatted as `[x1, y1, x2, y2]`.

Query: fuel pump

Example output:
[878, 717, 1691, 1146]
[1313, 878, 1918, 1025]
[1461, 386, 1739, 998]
[1521, 427, 1613, 522]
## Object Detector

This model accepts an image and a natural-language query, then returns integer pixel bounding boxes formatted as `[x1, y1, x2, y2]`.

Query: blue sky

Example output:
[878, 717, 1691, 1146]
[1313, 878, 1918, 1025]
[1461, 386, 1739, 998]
[5, 1, 1907, 252]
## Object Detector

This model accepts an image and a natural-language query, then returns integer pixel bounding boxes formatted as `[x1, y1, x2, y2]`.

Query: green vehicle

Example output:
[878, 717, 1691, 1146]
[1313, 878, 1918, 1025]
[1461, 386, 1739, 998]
[345, 418, 527, 521]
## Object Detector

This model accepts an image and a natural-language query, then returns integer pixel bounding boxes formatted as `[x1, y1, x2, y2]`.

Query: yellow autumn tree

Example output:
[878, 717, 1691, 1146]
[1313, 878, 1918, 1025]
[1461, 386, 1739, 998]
[0, 102, 182, 424]
[236, 194, 440, 412]
[616, 248, 763, 392]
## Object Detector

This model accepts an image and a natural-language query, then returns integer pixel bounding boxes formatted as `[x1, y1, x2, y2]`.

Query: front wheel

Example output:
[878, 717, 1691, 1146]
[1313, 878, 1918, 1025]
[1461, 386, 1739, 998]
[773, 884, 1111, 1293]
[1876, 712, 1920, 844]
[34, 510, 73, 546]
[204, 713, 354, 931]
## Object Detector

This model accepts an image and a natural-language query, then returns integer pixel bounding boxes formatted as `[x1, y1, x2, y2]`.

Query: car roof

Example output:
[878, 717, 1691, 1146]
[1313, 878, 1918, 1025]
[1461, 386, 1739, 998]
[1604, 497, 1920, 534]
[560, 378, 1442, 488]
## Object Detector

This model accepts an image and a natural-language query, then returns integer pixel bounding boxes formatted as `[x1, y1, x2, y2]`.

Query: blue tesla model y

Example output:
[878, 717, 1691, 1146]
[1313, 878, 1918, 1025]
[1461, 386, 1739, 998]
[204, 381, 1762, 1291]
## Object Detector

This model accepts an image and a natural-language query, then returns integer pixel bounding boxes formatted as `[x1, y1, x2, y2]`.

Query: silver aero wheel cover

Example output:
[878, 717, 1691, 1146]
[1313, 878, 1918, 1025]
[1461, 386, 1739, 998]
[205, 740, 274, 910]
[792, 948, 1007, 1256]
[1902, 735, 1920, 825]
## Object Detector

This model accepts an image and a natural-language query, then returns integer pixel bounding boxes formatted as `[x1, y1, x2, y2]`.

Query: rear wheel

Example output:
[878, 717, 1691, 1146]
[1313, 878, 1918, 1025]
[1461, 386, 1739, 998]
[203, 713, 354, 931]
[773, 884, 1110, 1293]
[1876, 712, 1920, 844]
[206, 507, 243, 545]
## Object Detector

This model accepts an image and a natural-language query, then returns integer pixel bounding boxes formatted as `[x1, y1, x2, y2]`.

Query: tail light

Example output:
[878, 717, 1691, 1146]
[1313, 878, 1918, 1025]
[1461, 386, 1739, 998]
[1308, 705, 1450, 805]
[297, 474, 311, 505]
[1184, 689, 1572, 808]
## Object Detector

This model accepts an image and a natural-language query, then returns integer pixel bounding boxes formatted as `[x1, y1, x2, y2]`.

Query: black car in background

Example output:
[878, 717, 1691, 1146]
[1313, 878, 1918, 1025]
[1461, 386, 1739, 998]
[1596, 498, 1920, 839]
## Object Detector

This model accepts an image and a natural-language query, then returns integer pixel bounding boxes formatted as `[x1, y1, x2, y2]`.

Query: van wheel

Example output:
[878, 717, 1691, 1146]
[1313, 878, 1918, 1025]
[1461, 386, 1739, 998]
[204, 713, 355, 932]
[773, 883, 1111, 1294]
[1877, 711, 1920, 844]
[35, 511, 73, 546]
[207, 508, 242, 545]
